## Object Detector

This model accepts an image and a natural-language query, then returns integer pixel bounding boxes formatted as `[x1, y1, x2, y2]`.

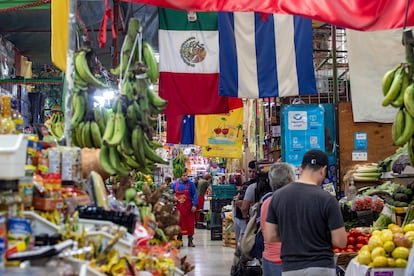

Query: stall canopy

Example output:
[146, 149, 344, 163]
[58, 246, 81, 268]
[122, 0, 414, 31]
[0, 0, 158, 67]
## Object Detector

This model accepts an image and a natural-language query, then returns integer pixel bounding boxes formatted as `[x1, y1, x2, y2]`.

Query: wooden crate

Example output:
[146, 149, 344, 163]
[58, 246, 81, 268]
[222, 218, 236, 248]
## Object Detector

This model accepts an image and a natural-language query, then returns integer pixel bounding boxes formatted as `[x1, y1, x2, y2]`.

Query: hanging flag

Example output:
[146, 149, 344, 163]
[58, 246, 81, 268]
[123, 0, 414, 32]
[200, 107, 244, 159]
[51, 0, 69, 72]
[218, 12, 316, 98]
[166, 98, 243, 145]
[158, 8, 231, 116]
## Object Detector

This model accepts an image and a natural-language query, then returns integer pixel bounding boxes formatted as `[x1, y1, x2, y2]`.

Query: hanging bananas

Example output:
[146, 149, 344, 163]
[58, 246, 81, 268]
[98, 18, 168, 178]
[172, 153, 187, 179]
[46, 112, 65, 140]
[383, 61, 414, 165]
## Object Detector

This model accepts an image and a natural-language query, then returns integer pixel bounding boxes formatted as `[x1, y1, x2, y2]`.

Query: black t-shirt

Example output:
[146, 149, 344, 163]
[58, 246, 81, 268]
[266, 182, 344, 272]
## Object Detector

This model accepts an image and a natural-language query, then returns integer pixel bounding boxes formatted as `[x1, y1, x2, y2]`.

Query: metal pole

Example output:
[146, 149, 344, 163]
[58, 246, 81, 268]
[64, 0, 78, 146]
[113, 0, 120, 67]
[331, 25, 339, 104]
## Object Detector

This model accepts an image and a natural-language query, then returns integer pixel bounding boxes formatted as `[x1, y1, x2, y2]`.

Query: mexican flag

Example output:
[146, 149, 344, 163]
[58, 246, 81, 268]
[158, 8, 231, 116]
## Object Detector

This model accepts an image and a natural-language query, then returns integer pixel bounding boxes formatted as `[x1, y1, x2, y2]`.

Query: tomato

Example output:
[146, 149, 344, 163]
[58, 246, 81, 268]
[347, 244, 355, 250]
[356, 236, 367, 245]
[355, 243, 363, 250]
[347, 236, 356, 245]
[346, 248, 355, 252]
[349, 228, 361, 237]
[334, 248, 341, 253]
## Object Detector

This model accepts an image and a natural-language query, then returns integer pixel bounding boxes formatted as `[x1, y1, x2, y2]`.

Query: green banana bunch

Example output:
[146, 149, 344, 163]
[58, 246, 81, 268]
[382, 64, 403, 96]
[391, 69, 410, 108]
[404, 83, 414, 118]
[71, 92, 86, 128]
[392, 108, 405, 145]
[382, 66, 405, 107]
[394, 108, 414, 146]
[408, 137, 414, 167]
[172, 153, 187, 178]
[110, 18, 141, 76]
[97, 18, 168, 178]
[75, 49, 108, 88]
[142, 40, 159, 84]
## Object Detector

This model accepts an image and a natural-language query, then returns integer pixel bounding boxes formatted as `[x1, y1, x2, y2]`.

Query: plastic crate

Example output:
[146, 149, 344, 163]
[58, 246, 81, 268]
[211, 185, 237, 200]
[211, 198, 233, 213]
[211, 226, 222, 241]
[210, 212, 223, 228]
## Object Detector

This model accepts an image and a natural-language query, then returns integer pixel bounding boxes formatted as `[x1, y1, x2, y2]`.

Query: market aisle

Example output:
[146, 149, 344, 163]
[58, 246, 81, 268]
[179, 228, 235, 276]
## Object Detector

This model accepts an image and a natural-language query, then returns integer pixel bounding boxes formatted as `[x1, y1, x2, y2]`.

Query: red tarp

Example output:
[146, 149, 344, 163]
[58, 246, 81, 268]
[121, 0, 414, 31]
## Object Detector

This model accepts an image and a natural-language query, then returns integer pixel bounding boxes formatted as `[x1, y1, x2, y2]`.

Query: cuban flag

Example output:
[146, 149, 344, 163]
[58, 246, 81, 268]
[218, 12, 317, 98]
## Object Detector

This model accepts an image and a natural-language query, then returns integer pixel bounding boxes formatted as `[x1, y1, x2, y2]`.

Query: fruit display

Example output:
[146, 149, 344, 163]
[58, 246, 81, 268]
[355, 224, 414, 268]
[334, 227, 371, 253]
[172, 153, 187, 178]
[98, 18, 168, 177]
[45, 111, 65, 140]
[382, 49, 414, 166]
[70, 46, 109, 149]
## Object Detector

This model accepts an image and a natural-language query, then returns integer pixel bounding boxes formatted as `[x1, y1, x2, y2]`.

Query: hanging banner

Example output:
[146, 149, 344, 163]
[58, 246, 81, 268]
[201, 107, 244, 159]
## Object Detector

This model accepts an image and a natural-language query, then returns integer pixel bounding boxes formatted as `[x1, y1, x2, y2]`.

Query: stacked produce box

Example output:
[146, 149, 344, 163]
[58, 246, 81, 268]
[210, 185, 236, 241]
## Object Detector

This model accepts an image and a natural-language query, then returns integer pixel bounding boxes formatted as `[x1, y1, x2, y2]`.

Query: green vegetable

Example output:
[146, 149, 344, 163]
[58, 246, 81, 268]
[373, 213, 393, 230]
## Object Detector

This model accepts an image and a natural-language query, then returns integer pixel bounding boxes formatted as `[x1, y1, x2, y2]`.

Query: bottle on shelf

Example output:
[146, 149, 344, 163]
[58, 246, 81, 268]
[11, 98, 23, 134]
[347, 177, 357, 200]
[0, 95, 16, 134]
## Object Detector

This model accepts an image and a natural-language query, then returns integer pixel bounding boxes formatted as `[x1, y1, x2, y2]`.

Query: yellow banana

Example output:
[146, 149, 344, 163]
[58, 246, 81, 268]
[382, 67, 404, 106]
[392, 108, 405, 145]
[394, 109, 414, 146]
[99, 144, 118, 176]
[404, 83, 414, 118]
[75, 50, 108, 88]
[382, 64, 402, 96]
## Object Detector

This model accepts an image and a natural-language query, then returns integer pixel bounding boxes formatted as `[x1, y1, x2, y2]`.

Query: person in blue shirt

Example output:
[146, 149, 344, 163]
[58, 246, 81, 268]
[172, 170, 198, 247]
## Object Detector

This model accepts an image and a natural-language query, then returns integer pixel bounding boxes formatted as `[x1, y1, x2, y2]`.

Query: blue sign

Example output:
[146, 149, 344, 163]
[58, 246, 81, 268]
[354, 132, 368, 149]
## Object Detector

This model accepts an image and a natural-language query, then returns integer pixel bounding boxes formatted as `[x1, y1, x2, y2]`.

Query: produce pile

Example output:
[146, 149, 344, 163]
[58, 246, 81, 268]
[333, 227, 370, 254]
[98, 18, 167, 177]
[382, 35, 414, 166]
[172, 153, 187, 178]
[45, 110, 65, 141]
[362, 181, 414, 208]
[70, 18, 168, 177]
[355, 224, 414, 268]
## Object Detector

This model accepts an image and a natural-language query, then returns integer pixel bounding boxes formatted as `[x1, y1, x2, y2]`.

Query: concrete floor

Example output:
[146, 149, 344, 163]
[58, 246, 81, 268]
[179, 228, 236, 276]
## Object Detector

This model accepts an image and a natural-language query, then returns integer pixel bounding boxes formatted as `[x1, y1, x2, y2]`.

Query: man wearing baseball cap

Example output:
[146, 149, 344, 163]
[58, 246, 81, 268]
[264, 150, 347, 276]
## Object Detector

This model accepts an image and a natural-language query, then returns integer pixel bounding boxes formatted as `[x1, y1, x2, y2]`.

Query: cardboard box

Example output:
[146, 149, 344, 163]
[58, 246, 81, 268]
[32, 197, 64, 211]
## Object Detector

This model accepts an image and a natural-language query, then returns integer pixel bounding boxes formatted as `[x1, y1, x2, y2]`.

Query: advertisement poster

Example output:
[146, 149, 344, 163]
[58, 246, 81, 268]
[282, 105, 325, 167]
[281, 103, 338, 191]
[201, 107, 244, 159]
